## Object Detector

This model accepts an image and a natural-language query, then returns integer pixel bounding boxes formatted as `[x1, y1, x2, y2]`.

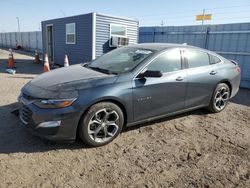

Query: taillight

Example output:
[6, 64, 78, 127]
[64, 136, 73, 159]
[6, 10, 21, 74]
[236, 66, 241, 74]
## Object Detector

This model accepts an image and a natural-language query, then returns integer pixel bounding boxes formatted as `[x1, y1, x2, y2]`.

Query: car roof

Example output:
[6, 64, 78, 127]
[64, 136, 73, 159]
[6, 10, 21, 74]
[128, 43, 200, 51]
[128, 43, 228, 63]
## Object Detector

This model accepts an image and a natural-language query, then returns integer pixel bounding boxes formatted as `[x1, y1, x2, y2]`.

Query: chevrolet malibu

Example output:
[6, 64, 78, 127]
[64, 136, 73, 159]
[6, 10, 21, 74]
[19, 43, 241, 146]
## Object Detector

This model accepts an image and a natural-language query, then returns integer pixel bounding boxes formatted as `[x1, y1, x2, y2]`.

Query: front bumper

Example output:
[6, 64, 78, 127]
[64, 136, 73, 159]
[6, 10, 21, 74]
[18, 96, 84, 142]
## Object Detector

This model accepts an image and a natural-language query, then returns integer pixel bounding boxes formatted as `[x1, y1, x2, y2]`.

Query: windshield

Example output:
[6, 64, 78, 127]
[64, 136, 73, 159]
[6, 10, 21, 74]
[87, 47, 154, 74]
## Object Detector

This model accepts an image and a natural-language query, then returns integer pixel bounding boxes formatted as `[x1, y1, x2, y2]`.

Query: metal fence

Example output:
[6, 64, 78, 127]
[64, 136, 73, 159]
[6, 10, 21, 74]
[139, 23, 250, 89]
[0, 31, 42, 52]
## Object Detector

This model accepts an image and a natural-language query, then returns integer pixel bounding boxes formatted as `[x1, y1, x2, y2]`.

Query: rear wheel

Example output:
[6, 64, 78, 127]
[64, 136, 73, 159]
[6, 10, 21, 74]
[208, 83, 230, 113]
[78, 102, 124, 147]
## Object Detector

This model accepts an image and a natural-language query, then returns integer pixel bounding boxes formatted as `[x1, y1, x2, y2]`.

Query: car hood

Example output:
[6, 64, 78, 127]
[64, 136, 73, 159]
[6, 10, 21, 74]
[21, 64, 118, 99]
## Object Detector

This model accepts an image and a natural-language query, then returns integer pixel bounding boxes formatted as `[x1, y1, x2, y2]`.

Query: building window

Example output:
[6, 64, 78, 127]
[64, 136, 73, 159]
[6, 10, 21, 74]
[110, 24, 127, 37]
[66, 23, 76, 44]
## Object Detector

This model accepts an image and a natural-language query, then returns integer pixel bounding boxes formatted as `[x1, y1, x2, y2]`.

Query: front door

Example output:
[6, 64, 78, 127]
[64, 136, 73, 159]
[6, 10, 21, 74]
[132, 48, 187, 122]
[46, 25, 54, 63]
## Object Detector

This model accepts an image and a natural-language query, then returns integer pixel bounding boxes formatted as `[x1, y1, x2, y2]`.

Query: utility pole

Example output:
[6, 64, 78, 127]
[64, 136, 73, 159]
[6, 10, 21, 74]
[196, 9, 211, 32]
[60, 10, 66, 17]
[201, 9, 205, 32]
[2, 30, 6, 47]
[161, 20, 164, 27]
[0, 30, 3, 48]
[16, 17, 21, 46]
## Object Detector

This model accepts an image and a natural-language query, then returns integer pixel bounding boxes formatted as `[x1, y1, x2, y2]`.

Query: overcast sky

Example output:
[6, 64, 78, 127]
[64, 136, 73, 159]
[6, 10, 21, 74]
[0, 0, 250, 32]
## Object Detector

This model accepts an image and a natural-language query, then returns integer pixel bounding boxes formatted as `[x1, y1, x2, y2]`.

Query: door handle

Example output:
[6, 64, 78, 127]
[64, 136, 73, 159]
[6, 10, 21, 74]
[176, 76, 184, 81]
[210, 70, 217, 75]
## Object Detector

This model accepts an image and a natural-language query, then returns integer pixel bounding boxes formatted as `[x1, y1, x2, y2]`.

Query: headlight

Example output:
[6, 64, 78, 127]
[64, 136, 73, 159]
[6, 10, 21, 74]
[33, 98, 77, 109]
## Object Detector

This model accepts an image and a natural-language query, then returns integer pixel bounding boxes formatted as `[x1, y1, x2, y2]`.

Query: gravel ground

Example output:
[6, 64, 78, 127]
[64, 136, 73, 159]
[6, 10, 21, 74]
[0, 48, 249, 188]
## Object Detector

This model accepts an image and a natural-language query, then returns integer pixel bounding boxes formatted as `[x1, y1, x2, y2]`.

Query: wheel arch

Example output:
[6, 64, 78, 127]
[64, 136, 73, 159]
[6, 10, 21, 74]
[76, 98, 128, 138]
[208, 79, 232, 113]
[219, 80, 232, 96]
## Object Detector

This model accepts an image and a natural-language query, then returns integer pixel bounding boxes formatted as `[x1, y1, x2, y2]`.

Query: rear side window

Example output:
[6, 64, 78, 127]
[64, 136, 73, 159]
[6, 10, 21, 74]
[147, 49, 181, 73]
[184, 50, 210, 68]
[209, 54, 221, 64]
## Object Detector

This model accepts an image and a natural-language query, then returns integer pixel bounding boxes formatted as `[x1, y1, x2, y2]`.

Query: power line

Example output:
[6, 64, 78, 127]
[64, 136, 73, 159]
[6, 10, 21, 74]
[140, 15, 250, 26]
[131, 4, 250, 18]
[212, 10, 250, 15]
[138, 9, 250, 24]
[206, 4, 250, 11]
[136, 9, 250, 20]
[217, 16, 250, 20]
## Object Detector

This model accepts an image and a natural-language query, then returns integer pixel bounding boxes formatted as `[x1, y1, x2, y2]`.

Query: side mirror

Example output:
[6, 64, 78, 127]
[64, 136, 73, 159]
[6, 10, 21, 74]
[137, 70, 163, 79]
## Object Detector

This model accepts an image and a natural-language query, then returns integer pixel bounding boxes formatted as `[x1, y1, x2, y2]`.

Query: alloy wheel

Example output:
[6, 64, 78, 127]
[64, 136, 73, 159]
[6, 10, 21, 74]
[214, 86, 230, 111]
[87, 108, 120, 143]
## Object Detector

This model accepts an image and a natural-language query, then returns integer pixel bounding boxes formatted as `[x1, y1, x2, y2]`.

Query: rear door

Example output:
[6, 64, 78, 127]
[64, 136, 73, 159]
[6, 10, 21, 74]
[132, 48, 187, 122]
[183, 49, 221, 108]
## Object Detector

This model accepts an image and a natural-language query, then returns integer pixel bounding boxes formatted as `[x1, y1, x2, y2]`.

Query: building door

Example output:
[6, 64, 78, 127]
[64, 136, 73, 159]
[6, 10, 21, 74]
[46, 25, 54, 63]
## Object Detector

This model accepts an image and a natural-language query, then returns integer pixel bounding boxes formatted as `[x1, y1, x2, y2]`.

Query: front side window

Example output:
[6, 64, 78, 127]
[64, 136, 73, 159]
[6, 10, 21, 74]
[88, 47, 153, 74]
[147, 49, 181, 73]
[184, 50, 210, 68]
[110, 24, 126, 37]
[66, 23, 76, 44]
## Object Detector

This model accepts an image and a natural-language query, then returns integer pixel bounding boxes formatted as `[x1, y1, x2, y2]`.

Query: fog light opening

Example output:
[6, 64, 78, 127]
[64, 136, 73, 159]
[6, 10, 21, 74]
[36, 121, 61, 129]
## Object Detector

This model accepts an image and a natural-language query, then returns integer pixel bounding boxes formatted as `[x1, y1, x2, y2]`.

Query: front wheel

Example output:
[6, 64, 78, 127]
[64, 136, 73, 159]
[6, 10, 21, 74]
[208, 83, 230, 113]
[78, 102, 124, 147]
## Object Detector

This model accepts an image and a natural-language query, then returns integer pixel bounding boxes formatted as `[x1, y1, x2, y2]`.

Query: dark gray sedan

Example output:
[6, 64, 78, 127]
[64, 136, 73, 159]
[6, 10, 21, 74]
[19, 43, 241, 146]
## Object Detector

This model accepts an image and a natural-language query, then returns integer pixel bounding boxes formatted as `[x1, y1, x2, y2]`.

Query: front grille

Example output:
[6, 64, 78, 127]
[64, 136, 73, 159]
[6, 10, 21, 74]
[19, 104, 33, 125]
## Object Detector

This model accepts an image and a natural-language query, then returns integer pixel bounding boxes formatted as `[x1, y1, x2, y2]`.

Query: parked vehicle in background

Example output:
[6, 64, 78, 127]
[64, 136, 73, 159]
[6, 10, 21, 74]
[19, 43, 241, 147]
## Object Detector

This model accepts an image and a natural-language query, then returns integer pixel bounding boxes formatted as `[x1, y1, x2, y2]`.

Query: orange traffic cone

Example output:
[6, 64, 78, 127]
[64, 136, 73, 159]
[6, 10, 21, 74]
[64, 54, 69, 67]
[7, 48, 15, 68]
[43, 53, 50, 72]
[34, 50, 40, 63]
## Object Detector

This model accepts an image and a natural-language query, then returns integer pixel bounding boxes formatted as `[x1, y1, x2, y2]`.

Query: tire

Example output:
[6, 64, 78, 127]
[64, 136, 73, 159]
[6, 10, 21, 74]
[78, 102, 124, 147]
[208, 83, 230, 113]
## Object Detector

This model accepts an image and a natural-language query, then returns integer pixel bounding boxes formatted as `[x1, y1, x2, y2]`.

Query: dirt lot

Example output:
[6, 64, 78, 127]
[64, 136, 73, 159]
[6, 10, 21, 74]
[0, 48, 249, 188]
